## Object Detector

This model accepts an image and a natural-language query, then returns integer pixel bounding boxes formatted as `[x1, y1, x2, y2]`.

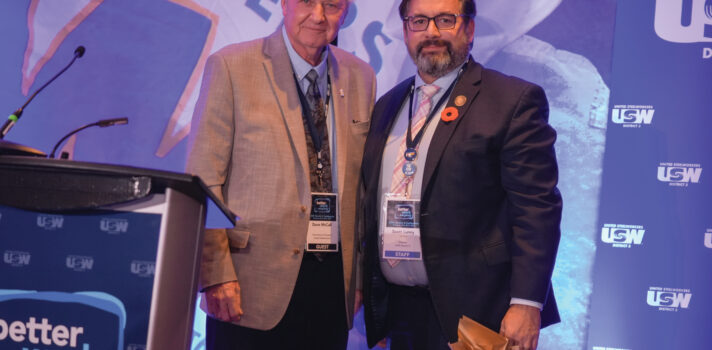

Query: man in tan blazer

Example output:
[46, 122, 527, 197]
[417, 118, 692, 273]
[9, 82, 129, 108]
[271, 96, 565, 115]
[186, 0, 375, 348]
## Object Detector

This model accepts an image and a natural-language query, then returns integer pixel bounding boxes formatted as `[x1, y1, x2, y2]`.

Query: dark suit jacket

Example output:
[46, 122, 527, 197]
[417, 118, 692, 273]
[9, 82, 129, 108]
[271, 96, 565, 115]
[361, 58, 562, 346]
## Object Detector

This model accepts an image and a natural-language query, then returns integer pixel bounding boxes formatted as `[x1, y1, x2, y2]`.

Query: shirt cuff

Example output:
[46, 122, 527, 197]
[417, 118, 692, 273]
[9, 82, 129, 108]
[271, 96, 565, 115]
[510, 298, 543, 311]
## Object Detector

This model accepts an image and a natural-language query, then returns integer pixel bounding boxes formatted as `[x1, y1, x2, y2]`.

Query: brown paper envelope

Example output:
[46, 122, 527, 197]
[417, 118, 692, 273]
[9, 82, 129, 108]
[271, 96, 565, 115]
[449, 315, 520, 350]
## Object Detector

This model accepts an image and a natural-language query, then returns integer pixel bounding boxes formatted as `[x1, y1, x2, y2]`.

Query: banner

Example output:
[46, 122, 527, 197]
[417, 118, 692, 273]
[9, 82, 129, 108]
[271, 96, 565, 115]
[588, 0, 712, 349]
[0, 206, 161, 350]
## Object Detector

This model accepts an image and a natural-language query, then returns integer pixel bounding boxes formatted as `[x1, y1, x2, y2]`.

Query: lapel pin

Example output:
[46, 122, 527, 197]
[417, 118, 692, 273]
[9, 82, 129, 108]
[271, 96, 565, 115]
[441, 106, 459, 122]
[339, 88, 345, 97]
[454, 95, 467, 107]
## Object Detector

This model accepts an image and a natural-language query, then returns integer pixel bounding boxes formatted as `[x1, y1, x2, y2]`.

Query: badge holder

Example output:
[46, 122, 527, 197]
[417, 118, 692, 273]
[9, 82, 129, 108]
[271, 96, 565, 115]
[306, 192, 339, 252]
[380, 193, 423, 260]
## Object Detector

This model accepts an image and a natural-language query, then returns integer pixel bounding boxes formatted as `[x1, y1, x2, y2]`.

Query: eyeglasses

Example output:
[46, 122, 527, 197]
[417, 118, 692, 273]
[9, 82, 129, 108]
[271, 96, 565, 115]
[403, 14, 469, 32]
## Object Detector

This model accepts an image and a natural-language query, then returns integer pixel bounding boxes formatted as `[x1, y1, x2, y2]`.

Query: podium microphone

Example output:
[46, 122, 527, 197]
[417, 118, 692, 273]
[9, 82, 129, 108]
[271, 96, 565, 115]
[50, 117, 128, 159]
[1, 45, 86, 139]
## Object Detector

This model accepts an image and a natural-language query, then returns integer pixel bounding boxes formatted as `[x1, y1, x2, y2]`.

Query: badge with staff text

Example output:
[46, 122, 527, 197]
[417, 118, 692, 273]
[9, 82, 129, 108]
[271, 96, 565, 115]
[381, 195, 423, 260]
[306, 193, 338, 252]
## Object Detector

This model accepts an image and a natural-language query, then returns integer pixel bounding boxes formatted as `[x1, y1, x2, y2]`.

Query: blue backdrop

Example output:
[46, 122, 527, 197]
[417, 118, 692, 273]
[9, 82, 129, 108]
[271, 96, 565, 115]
[0, 0, 709, 349]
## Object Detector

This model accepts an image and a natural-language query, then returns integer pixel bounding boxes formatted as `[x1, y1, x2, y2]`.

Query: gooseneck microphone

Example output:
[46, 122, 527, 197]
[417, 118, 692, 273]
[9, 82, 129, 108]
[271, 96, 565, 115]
[49, 117, 128, 158]
[0, 45, 86, 139]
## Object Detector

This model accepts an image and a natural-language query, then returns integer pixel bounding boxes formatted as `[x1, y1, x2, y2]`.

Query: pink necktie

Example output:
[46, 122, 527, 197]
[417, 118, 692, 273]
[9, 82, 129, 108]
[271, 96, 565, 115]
[386, 84, 439, 268]
[390, 84, 440, 196]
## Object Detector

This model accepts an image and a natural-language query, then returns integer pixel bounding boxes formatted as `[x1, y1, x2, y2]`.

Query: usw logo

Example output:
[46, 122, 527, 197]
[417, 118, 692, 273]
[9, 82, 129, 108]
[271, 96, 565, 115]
[654, 0, 712, 43]
[601, 224, 645, 248]
[131, 260, 156, 278]
[647, 287, 692, 310]
[36, 214, 64, 230]
[611, 107, 654, 126]
[3, 251, 31, 267]
[100, 218, 129, 234]
[657, 165, 702, 184]
[66, 255, 94, 272]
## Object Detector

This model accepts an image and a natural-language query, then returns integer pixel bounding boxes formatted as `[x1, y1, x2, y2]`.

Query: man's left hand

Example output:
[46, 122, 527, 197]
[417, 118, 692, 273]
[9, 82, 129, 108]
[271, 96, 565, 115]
[499, 304, 541, 350]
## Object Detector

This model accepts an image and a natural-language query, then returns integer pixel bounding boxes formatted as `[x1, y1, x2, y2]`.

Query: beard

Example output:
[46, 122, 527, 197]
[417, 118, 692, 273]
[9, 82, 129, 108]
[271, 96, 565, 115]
[411, 39, 470, 79]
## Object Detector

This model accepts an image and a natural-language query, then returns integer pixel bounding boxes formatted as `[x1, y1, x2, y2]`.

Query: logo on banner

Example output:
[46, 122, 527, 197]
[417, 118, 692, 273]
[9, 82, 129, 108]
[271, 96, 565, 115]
[3, 251, 31, 267]
[705, 229, 712, 248]
[130, 260, 156, 277]
[66, 255, 94, 272]
[601, 224, 645, 247]
[100, 218, 129, 234]
[654, 0, 712, 44]
[611, 105, 655, 127]
[647, 286, 692, 311]
[36, 214, 64, 230]
[657, 162, 703, 186]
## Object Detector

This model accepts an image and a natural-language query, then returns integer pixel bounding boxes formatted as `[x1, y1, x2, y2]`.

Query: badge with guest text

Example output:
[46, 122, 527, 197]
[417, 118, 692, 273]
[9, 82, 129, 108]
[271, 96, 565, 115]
[381, 194, 423, 260]
[306, 193, 339, 252]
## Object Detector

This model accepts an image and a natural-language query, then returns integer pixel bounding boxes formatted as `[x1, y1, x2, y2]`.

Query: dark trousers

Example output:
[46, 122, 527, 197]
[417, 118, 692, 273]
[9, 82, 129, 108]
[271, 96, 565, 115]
[387, 284, 450, 350]
[206, 252, 348, 350]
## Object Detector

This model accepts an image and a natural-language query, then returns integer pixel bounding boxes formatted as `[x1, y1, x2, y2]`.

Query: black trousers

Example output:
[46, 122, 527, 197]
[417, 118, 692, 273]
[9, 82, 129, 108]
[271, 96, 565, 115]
[206, 252, 348, 350]
[386, 284, 450, 350]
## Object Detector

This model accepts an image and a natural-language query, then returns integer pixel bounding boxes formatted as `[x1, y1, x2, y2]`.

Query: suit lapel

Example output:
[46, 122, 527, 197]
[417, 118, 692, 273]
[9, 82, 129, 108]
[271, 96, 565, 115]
[262, 29, 310, 188]
[364, 78, 414, 188]
[421, 59, 482, 193]
[328, 50, 348, 199]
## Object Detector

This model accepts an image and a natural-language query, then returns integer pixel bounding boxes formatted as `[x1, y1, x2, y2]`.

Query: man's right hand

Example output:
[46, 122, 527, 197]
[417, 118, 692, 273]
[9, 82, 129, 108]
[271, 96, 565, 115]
[204, 281, 243, 322]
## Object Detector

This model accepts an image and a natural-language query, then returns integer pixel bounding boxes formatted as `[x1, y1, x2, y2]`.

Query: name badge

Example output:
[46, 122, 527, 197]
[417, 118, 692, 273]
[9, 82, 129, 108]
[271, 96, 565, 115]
[381, 194, 422, 260]
[306, 193, 339, 252]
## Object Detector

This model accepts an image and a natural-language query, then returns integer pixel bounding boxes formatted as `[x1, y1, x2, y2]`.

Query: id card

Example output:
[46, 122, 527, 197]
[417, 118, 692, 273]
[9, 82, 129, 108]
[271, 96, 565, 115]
[381, 194, 422, 260]
[306, 192, 339, 252]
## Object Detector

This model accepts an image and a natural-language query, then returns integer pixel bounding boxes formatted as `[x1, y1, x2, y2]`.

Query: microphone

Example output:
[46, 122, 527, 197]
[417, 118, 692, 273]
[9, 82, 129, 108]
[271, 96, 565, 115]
[1, 45, 86, 139]
[49, 117, 128, 159]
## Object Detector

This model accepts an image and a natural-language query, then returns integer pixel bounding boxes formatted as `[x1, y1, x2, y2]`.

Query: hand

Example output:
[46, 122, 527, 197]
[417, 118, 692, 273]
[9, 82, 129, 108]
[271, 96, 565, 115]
[376, 338, 388, 348]
[499, 304, 541, 350]
[354, 289, 363, 315]
[204, 281, 243, 323]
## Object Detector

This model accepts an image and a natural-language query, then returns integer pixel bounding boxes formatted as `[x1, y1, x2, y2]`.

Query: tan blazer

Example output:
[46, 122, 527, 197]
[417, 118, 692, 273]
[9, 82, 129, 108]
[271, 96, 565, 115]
[186, 28, 376, 330]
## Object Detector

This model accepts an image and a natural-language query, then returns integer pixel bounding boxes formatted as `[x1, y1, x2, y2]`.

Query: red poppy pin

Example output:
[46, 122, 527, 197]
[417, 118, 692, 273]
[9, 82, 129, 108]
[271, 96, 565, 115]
[441, 106, 459, 122]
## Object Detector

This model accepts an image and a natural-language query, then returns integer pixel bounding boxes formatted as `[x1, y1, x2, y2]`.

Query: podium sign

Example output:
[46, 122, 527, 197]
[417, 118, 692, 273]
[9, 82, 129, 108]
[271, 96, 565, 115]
[0, 157, 234, 350]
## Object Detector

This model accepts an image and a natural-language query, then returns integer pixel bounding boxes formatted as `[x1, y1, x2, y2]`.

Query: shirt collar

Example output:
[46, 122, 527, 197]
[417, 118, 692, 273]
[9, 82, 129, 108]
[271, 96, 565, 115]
[282, 25, 328, 81]
[414, 61, 467, 91]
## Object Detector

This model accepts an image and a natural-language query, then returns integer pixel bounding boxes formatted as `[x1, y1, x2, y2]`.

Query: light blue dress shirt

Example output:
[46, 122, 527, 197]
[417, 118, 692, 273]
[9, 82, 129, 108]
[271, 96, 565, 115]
[377, 65, 463, 287]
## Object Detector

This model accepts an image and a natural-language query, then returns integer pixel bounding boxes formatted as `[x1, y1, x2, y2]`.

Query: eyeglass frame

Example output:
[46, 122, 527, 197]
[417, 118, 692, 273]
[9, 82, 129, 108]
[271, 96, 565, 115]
[402, 14, 472, 32]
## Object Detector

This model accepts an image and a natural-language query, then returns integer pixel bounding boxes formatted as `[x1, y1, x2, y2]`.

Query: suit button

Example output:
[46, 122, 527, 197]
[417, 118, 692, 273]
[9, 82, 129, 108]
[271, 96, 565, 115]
[300, 206, 307, 213]
[293, 248, 301, 255]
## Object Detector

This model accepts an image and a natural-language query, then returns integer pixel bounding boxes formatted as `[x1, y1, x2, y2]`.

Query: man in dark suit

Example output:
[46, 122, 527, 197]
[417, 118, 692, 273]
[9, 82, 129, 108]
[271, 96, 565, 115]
[360, 0, 562, 349]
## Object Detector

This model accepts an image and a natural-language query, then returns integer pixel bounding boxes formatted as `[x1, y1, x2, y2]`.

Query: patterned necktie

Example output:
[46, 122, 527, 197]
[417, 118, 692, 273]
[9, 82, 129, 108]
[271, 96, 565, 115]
[304, 69, 332, 192]
[390, 84, 440, 196]
[386, 84, 439, 268]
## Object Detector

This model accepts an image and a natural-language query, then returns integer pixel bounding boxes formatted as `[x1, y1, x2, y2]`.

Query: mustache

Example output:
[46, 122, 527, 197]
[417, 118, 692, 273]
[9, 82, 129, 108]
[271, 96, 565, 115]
[417, 39, 453, 55]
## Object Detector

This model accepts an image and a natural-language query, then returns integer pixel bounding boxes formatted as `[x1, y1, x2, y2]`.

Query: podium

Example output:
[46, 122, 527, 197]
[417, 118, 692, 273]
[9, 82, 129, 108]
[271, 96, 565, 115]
[0, 156, 235, 350]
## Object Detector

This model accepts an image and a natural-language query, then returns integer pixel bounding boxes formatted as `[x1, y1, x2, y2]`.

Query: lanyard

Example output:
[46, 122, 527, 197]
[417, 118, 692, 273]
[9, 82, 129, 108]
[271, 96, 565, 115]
[405, 66, 464, 151]
[294, 73, 332, 154]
